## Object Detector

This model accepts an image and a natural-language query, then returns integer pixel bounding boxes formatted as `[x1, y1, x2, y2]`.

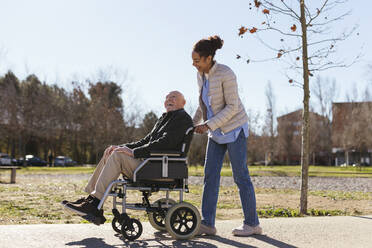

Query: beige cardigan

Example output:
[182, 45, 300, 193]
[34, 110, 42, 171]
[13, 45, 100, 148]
[193, 62, 248, 134]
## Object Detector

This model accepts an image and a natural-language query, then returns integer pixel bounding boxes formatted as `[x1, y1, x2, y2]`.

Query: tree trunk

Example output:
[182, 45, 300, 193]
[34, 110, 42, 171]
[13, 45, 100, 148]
[300, 0, 310, 215]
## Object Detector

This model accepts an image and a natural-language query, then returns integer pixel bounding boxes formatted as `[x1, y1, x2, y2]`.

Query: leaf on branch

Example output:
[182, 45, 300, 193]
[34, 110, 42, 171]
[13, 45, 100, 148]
[236, 54, 241, 59]
[246, 59, 250, 64]
[250, 27, 258, 33]
[296, 57, 300, 61]
[289, 79, 293, 83]
[317, 8, 320, 15]
[309, 71, 314, 77]
[262, 21, 266, 25]
[239, 26, 249, 36]
[263, 9, 270, 14]
[330, 44, 334, 49]
[290, 24, 297, 32]
[277, 52, 283, 58]
[254, 0, 261, 8]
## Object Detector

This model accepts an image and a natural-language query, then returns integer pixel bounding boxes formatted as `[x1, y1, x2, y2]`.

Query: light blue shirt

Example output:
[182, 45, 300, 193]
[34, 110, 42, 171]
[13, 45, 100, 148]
[202, 75, 248, 144]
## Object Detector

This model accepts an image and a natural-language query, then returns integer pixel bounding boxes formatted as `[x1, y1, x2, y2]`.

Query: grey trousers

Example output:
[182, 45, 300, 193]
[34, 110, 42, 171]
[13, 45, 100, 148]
[85, 151, 141, 199]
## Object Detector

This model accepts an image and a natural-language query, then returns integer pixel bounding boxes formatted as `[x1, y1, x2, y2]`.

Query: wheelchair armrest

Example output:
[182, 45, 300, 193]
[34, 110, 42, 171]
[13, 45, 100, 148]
[133, 157, 188, 182]
[150, 150, 182, 157]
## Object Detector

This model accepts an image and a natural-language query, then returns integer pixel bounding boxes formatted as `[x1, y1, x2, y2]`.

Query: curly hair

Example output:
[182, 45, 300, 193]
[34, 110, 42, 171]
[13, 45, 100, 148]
[193, 35, 224, 58]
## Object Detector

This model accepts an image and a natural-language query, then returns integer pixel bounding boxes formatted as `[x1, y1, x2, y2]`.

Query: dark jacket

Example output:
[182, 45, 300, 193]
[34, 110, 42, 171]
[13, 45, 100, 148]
[124, 109, 193, 158]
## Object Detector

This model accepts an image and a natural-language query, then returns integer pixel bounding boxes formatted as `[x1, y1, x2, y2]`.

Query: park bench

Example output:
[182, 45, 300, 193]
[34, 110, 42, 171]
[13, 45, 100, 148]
[0, 166, 19, 183]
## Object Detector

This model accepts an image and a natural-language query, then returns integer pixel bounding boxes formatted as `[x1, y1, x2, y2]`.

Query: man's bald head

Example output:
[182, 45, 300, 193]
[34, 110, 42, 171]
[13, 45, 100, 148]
[164, 91, 186, 112]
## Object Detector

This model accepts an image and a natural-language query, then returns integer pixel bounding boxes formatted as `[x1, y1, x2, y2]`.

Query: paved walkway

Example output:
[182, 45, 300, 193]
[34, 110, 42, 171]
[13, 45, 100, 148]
[1, 216, 371, 248]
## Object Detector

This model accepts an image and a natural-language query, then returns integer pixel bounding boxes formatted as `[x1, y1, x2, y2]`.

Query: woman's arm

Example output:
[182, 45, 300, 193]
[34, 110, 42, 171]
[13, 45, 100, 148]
[205, 69, 239, 131]
[193, 106, 203, 126]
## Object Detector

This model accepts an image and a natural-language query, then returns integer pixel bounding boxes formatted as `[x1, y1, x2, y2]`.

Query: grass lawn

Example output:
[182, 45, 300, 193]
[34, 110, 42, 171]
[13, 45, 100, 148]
[0, 168, 371, 225]
[15, 164, 372, 178]
[190, 164, 372, 177]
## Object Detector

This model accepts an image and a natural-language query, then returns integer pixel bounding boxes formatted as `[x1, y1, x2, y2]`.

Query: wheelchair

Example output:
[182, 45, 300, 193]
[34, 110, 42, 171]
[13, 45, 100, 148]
[93, 127, 201, 240]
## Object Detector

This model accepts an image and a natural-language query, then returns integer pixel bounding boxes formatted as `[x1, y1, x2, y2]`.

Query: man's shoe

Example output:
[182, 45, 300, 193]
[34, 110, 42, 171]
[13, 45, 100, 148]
[64, 200, 97, 216]
[232, 224, 262, 236]
[197, 223, 217, 236]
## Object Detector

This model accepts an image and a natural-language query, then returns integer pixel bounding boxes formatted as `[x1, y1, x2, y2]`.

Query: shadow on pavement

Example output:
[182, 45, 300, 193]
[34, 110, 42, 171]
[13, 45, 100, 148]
[205, 235, 256, 248]
[66, 238, 115, 248]
[65, 231, 297, 248]
[352, 216, 372, 220]
[253, 235, 298, 248]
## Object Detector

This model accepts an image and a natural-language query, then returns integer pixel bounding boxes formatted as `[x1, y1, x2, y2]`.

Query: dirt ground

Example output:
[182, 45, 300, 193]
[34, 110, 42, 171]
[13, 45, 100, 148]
[0, 174, 371, 225]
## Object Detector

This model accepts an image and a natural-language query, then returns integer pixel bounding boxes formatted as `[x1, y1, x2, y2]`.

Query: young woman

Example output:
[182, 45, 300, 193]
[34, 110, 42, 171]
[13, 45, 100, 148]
[192, 35, 261, 236]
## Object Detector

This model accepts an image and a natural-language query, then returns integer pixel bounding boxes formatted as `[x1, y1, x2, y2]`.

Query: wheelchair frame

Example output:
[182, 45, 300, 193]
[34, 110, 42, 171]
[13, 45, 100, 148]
[94, 127, 201, 240]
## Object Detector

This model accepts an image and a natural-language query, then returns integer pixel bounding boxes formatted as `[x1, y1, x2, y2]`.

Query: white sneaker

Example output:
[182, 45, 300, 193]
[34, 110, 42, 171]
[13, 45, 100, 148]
[232, 224, 262, 236]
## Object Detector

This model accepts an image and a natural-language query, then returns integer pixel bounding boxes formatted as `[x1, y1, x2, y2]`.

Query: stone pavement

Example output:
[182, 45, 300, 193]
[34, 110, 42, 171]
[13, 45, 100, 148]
[1, 216, 371, 248]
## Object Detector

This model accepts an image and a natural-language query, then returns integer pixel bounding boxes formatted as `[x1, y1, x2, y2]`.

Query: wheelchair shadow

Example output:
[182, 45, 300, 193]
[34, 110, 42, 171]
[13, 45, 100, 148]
[65, 236, 216, 248]
[117, 231, 218, 248]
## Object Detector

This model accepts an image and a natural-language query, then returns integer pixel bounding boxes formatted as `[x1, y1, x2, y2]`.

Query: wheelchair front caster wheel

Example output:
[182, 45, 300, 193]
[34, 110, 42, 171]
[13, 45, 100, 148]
[121, 218, 143, 241]
[111, 216, 122, 234]
[165, 202, 201, 240]
[148, 198, 176, 231]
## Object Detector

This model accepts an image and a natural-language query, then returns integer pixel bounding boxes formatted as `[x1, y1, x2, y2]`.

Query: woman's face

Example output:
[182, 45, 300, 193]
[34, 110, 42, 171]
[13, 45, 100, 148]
[192, 51, 212, 73]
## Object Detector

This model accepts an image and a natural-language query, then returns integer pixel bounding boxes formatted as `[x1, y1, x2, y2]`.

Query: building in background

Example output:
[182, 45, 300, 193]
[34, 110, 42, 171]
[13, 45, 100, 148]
[277, 109, 330, 165]
[332, 102, 372, 166]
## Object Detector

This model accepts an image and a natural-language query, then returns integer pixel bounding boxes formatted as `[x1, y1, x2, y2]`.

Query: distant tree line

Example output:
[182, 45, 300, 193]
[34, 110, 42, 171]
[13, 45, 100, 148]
[1, 70, 371, 166]
[0, 71, 158, 164]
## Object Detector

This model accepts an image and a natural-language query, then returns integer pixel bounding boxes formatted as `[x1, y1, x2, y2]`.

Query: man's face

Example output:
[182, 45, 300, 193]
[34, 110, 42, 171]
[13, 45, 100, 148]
[192, 51, 212, 73]
[164, 91, 185, 112]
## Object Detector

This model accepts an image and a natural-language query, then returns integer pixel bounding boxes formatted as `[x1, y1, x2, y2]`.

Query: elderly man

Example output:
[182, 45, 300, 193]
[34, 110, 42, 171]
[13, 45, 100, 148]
[63, 91, 192, 223]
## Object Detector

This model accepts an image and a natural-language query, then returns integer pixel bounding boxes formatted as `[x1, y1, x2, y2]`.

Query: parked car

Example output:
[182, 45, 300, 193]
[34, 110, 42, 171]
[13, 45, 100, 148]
[20, 155, 48, 166]
[0, 153, 12, 166]
[54, 156, 77, 167]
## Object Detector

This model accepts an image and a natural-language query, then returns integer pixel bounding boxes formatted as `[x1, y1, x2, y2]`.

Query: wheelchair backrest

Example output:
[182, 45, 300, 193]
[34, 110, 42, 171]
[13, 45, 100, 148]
[180, 127, 194, 157]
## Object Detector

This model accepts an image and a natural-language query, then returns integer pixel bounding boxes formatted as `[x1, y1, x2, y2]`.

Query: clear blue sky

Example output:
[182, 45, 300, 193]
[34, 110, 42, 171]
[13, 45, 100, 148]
[0, 0, 371, 120]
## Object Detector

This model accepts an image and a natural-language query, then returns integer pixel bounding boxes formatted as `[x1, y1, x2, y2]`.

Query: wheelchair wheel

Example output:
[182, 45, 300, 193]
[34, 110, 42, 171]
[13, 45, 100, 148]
[121, 218, 143, 241]
[165, 202, 201, 240]
[111, 216, 122, 234]
[148, 198, 176, 231]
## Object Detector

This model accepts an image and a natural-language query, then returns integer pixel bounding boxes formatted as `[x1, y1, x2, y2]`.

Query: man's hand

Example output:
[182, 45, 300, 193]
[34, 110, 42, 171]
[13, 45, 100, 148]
[113, 146, 134, 157]
[194, 124, 209, 134]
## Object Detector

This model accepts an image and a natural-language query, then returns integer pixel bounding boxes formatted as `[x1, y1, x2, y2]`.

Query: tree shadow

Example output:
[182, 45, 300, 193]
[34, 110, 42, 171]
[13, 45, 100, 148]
[351, 216, 372, 220]
[252, 235, 298, 248]
[203, 235, 257, 248]
[66, 238, 116, 248]
[201, 234, 298, 248]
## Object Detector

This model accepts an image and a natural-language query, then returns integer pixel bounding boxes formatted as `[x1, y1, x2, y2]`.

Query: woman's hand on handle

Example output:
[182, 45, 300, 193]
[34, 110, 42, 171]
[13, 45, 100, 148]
[194, 124, 209, 134]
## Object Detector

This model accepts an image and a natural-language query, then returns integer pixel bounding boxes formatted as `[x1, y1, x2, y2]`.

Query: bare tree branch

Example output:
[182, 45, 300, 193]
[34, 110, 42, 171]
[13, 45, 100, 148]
[307, 0, 329, 25]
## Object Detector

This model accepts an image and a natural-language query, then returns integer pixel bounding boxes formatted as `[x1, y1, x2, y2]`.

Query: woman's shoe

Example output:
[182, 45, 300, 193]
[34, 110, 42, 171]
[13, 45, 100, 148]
[197, 223, 217, 236]
[232, 224, 262, 236]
